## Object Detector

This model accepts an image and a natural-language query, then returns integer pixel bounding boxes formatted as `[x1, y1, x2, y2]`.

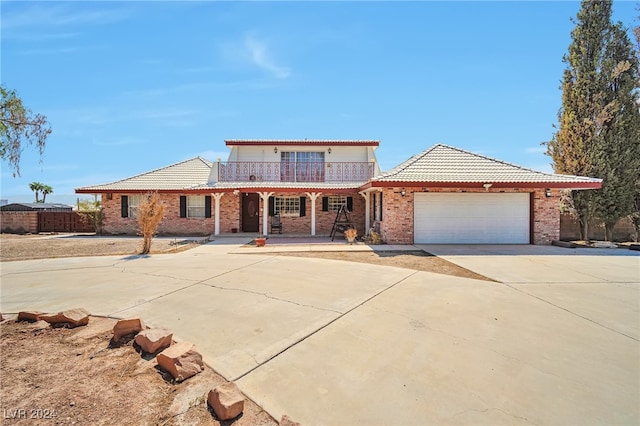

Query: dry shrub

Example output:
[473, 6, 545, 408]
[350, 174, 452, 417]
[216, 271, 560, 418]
[137, 192, 165, 254]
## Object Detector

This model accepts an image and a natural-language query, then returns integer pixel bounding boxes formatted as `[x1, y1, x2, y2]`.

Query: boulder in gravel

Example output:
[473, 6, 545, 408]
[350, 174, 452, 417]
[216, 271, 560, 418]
[156, 342, 203, 381]
[17, 311, 44, 322]
[40, 308, 90, 327]
[134, 328, 173, 354]
[208, 382, 245, 421]
[113, 318, 145, 341]
[280, 414, 302, 426]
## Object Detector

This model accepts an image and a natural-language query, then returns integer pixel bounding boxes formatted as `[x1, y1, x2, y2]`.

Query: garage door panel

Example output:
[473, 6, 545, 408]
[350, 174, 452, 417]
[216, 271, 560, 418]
[414, 193, 530, 244]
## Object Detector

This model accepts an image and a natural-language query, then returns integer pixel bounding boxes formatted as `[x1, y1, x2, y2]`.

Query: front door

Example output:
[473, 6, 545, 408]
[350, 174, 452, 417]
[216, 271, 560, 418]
[242, 193, 260, 232]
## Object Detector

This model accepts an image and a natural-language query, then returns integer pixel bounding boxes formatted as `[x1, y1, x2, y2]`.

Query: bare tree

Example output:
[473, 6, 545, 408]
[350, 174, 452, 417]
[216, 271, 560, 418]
[137, 192, 165, 254]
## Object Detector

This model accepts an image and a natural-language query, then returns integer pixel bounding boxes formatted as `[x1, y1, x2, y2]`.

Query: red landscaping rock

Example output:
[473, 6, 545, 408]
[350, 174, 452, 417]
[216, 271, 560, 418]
[113, 318, 145, 341]
[280, 414, 302, 425]
[17, 311, 44, 322]
[208, 382, 245, 421]
[134, 328, 173, 354]
[156, 342, 203, 382]
[40, 308, 90, 327]
[28, 320, 51, 331]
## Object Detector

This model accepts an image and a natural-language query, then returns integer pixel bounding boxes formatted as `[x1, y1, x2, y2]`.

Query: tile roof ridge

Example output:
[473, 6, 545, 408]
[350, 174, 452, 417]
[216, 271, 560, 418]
[76, 157, 211, 189]
[436, 144, 564, 177]
[376, 144, 439, 178]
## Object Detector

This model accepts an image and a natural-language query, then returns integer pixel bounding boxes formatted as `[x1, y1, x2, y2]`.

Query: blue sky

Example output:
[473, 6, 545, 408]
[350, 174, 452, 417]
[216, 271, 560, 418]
[1, 1, 636, 205]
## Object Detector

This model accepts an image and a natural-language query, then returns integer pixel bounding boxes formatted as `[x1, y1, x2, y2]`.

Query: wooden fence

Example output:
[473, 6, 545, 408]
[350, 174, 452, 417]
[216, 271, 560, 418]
[37, 212, 95, 233]
[1, 211, 99, 234]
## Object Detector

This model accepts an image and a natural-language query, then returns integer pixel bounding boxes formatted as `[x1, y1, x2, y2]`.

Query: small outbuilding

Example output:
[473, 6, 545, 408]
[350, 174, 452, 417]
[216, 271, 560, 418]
[0, 203, 73, 212]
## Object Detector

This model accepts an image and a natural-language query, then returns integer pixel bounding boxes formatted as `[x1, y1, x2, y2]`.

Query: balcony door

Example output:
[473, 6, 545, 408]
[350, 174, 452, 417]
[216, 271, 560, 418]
[280, 152, 325, 182]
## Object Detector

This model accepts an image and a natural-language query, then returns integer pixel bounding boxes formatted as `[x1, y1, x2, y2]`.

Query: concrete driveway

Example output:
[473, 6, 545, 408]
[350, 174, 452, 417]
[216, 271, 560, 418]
[1, 241, 638, 425]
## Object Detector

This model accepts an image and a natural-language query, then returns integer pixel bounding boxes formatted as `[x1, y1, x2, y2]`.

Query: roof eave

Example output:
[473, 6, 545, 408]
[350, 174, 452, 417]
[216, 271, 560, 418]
[225, 139, 379, 147]
[369, 181, 602, 189]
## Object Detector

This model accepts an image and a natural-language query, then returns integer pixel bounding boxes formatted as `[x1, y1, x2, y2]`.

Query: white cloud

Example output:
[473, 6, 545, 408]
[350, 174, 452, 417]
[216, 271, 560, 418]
[219, 34, 291, 80]
[19, 46, 81, 55]
[526, 146, 547, 154]
[243, 35, 291, 79]
[3, 4, 130, 30]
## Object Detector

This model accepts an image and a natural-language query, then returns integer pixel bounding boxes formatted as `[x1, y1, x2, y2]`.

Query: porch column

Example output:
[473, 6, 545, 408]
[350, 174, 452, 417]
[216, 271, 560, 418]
[212, 193, 224, 236]
[305, 192, 322, 236]
[258, 191, 274, 236]
[359, 191, 371, 232]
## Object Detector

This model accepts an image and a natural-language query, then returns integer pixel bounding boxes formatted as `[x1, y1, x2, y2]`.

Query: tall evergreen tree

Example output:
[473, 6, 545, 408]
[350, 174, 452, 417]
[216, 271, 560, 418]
[547, 1, 640, 241]
[546, 0, 612, 240]
[594, 23, 640, 241]
[630, 17, 640, 241]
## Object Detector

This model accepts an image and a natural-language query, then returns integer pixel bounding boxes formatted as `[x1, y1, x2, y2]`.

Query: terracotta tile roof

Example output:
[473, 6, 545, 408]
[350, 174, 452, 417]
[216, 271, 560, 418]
[225, 139, 379, 146]
[374, 144, 603, 185]
[75, 157, 213, 192]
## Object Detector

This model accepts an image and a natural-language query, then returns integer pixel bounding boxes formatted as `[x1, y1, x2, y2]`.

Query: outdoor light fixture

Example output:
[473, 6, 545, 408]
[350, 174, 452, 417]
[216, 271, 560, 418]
[545, 188, 552, 197]
[401, 188, 406, 197]
[328, 147, 332, 154]
[274, 147, 278, 154]
[483, 183, 492, 191]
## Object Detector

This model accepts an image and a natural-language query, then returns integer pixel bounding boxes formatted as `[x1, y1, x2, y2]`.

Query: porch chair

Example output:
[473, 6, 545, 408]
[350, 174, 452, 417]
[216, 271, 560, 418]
[271, 214, 283, 234]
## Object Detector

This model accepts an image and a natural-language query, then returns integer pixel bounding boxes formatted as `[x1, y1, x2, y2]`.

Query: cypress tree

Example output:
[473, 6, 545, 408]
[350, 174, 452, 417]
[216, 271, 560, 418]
[547, 1, 640, 241]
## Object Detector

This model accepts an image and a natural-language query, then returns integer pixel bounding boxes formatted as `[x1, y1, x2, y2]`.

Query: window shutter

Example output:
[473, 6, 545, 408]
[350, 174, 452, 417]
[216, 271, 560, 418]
[268, 196, 275, 216]
[299, 196, 306, 217]
[379, 192, 383, 221]
[121, 195, 129, 218]
[180, 196, 187, 218]
[204, 196, 212, 218]
[346, 196, 353, 212]
[322, 197, 329, 212]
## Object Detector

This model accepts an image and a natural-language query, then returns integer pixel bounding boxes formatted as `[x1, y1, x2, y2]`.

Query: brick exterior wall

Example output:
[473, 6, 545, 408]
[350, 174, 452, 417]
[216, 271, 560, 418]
[257, 192, 365, 236]
[100, 191, 364, 236]
[378, 187, 560, 245]
[531, 188, 559, 244]
[0, 211, 39, 234]
[102, 193, 217, 235]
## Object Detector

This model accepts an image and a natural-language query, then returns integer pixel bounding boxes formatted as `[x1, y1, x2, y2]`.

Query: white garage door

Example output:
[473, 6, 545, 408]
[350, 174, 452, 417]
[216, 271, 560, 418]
[414, 193, 530, 244]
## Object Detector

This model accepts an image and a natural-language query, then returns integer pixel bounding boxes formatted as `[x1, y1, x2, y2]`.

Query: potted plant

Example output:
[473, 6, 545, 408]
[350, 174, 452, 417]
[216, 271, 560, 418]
[255, 236, 267, 247]
[344, 228, 358, 244]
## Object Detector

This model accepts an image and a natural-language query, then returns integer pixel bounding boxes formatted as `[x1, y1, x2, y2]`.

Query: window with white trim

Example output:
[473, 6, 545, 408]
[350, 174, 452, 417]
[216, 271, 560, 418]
[328, 195, 346, 211]
[275, 196, 300, 217]
[187, 196, 205, 218]
[128, 195, 142, 219]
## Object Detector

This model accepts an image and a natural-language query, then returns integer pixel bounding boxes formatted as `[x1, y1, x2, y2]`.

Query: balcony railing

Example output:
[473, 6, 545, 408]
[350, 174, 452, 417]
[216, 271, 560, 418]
[218, 161, 375, 183]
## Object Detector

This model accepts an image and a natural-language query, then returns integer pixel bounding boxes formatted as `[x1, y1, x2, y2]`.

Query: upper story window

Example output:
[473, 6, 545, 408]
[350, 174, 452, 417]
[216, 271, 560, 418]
[281, 152, 325, 182]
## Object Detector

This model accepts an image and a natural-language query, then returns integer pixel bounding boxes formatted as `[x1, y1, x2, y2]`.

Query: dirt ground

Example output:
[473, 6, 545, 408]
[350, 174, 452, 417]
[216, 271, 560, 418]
[275, 250, 492, 281]
[0, 234, 206, 262]
[0, 317, 277, 426]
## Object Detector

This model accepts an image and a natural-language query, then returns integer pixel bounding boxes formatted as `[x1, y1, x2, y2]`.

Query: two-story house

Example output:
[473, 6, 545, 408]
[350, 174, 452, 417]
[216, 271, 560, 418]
[75, 140, 602, 244]
[76, 140, 380, 238]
